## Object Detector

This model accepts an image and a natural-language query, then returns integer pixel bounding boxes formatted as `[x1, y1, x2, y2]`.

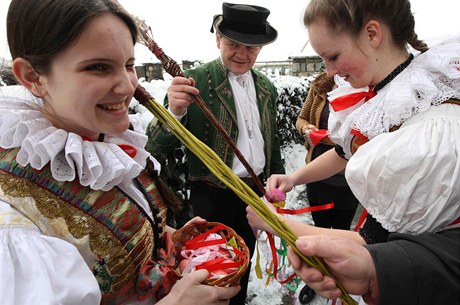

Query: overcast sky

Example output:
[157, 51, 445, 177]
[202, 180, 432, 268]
[1, 0, 459, 63]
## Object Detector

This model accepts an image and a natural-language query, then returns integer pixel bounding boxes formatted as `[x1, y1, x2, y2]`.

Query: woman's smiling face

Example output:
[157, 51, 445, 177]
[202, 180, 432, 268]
[39, 13, 137, 140]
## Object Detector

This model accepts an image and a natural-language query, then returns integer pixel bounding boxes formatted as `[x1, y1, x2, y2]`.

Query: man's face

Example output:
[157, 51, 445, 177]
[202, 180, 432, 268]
[216, 35, 262, 75]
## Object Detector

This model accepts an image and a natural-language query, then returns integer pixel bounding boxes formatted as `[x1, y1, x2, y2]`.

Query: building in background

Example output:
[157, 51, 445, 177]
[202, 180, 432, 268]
[135, 55, 323, 81]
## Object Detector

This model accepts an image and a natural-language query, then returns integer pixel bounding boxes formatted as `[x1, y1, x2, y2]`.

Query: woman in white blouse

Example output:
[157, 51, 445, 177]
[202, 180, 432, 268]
[247, 1, 459, 304]
[247, 0, 460, 268]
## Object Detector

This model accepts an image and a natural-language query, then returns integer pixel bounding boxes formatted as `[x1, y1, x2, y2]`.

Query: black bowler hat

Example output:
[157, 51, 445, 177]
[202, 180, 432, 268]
[211, 2, 278, 46]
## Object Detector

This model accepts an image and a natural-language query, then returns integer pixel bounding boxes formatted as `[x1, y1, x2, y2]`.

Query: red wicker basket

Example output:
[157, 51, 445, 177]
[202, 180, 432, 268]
[171, 221, 250, 287]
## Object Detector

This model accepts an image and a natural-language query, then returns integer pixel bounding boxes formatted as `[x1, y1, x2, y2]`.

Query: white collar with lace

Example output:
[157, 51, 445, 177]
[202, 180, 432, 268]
[0, 88, 151, 191]
[327, 36, 460, 156]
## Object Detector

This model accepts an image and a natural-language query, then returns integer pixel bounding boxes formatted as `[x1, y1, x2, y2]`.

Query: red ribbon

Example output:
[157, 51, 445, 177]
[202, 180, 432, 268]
[264, 203, 335, 286]
[329, 87, 376, 143]
[195, 257, 242, 272]
[330, 87, 376, 112]
[117, 144, 138, 158]
[309, 129, 329, 146]
[82, 136, 137, 158]
[267, 233, 297, 285]
[354, 209, 368, 232]
[185, 224, 228, 250]
[185, 238, 226, 250]
[350, 128, 367, 139]
[276, 202, 334, 215]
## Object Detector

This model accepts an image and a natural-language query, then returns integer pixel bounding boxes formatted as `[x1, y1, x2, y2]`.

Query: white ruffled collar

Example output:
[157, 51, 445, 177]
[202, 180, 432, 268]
[0, 88, 150, 191]
[327, 36, 460, 149]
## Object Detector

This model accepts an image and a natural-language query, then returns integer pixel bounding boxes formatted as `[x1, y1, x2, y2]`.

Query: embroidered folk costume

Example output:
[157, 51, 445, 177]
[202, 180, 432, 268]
[0, 87, 176, 304]
[326, 35, 460, 305]
[328, 36, 460, 236]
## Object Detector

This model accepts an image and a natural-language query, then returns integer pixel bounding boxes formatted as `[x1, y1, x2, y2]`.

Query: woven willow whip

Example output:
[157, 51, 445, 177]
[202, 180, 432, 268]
[134, 85, 357, 305]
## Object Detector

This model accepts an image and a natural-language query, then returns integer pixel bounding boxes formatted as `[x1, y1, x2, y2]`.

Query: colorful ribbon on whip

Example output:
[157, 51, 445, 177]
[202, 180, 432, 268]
[254, 200, 334, 292]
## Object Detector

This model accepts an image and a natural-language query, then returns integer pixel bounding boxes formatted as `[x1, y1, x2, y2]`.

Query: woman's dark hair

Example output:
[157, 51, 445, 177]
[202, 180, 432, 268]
[145, 158, 182, 214]
[7, 0, 139, 74]
[303, 0, 428, 53]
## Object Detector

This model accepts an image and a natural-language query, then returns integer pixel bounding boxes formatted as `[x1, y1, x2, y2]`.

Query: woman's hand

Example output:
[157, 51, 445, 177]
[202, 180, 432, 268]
[167, 76, 199, 116]
[302, 124, 318, 137]
[265, 174, 295, 196]
[159, 269, 240, 305]
[165, 217, 207, 236]
[246, 199, 279, 235]
[183, 216, 207, 227]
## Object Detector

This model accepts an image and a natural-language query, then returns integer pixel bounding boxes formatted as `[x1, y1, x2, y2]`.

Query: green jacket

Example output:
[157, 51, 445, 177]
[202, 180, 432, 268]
[146, 58, 285, 187]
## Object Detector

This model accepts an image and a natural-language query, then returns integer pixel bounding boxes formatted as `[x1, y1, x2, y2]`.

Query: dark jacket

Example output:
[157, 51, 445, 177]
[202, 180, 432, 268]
[146, 58, 285, 187]
[367, 227, 460, 305]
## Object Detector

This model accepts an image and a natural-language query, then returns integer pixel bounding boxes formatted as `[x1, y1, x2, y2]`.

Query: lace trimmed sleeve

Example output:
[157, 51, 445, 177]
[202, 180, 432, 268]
[345, 103, 460, 234]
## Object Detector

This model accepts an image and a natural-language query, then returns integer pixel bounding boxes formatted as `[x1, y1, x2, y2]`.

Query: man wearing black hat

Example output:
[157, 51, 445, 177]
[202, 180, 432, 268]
[147, 3, 285, 304]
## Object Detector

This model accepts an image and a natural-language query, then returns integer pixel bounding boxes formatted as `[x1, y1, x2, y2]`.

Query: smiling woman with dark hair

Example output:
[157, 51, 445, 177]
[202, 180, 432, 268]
[0, 0, 240, 304]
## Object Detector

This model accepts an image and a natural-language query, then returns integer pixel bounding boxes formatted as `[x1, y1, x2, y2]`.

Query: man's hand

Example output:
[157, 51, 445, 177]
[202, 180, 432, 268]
[167, 76, 199, 116]
[287, 235, 377, 302]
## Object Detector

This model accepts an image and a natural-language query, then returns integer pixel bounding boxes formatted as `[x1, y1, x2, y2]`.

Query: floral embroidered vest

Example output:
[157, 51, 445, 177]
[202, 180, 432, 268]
[0, 147, 176, 305]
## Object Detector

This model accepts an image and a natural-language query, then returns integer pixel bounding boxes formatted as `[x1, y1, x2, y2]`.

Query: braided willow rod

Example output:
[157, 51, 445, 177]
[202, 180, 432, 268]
[134, 85, 357, 305]
[135, 17, 265, 195]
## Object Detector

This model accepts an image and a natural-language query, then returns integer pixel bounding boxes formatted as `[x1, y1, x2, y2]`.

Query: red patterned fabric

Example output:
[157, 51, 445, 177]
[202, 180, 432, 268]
[136, 232, 177, 301]
[0, 147, 174, 305]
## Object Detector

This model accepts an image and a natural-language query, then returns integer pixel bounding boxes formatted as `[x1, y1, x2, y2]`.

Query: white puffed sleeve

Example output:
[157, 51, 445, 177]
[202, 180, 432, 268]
[0, 200, 101, 305]
[346, 104, 460, 234]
